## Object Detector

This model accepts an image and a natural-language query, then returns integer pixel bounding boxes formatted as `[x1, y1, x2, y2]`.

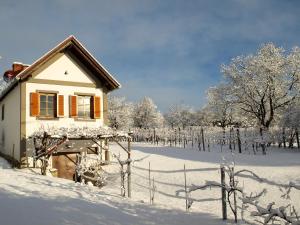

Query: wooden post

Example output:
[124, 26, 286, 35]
[175, 129, 177, 147]
[237, 128, 242, 153]
[184, 164, 188, 211]
[282, 127, 286, 148]
[191, 132, 194, 148]
[232, 167, 238, 223]
[127, 137, 131, 198]
[198, 133, 201, 151]
[152, 177, 155, 204]
[201, 127, 205, 151]
[149, 162, 152, 204]
[229, 127, 232, 151]
[121, 164, 125, 197]
[296, 128, 300, 149]
[208, 139, 210, 152]
[221, 166, 227, 220]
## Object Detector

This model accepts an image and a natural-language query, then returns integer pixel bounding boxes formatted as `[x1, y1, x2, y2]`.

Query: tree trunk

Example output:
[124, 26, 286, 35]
[288, 130, 295, 148]
[283, 127, 286, 148]
[260, 127, 266, 155]
[236, 128, 242, 154]
[222, 127, 226, 145]
[229, 127, 232, 151]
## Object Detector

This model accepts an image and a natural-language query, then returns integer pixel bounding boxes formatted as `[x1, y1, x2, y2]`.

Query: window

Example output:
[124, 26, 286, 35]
[69, 94, 100, 119]
[1, 104, 4, 121]
[39, 93, 56, 117]
[77, 95, 91, 118]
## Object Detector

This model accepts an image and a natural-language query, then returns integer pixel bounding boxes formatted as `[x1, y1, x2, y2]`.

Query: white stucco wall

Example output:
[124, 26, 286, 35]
[0, 85, 21, 160]
[25, 82, 104, 137]
[33, 52, 94, 84]
[25, 51, 105, 138]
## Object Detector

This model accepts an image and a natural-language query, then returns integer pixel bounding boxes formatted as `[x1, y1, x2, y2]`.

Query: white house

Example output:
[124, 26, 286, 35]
[0, 35, 120, 174]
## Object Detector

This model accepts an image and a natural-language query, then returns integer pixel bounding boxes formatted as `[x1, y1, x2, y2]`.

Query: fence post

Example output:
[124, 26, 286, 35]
[121, 164, 125, 197]
[296, 128, 300, 149]
[221, 166, 227, 220]
[201, 127, 205, 151]
[127, 137, 131, 198]
[149, 162, 152, 204]
[232, 167, 238, 223]
[184, 164, 188, 211]
[237, 128, 242, 153]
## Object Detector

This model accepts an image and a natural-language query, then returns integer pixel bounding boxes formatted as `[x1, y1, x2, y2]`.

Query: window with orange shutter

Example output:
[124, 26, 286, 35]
[78, 95, 92, 119]
[69, 95, 78, 117]
[30, 92, 40, 117]
[93, 96, 101, 119]
[39, 93, 56, 118]
[30, 92, 64, 119]
[57, 95, 64, 117]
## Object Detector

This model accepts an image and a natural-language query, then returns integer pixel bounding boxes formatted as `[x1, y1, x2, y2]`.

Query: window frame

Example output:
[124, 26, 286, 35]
[38, 92, 57, 118]
[77, 95, 92, 119]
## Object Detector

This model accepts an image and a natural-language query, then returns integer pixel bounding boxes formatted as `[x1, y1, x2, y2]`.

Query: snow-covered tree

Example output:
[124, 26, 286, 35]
[206, 84, 235, 128]
[108, 96, 134, 130]
[164, 104, 195, 129]
[133, 97, 164, 129]
[222, 43, 300, 131]
[164, 104, 182, 128]
[278, 97, 300, 148]
[192, 107, 213, 126]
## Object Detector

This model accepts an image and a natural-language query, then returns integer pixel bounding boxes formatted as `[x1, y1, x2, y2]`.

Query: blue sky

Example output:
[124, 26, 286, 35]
[0, 0, 300, 112]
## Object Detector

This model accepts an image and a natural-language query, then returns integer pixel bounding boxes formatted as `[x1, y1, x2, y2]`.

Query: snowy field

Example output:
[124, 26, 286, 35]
[0, 143, 299, 225]
[106, 143, 300, 224]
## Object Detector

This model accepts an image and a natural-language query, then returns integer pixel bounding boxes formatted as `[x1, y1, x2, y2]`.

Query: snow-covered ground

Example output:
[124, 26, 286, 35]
[105, 143, 300, 224]
[0, 143, 299, 225]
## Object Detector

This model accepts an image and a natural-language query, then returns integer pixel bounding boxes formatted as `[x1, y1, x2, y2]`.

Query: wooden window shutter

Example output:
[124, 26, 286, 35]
[92, 96, 101, 119]
[30, 92, 40, 116]
[69, 95, 77, 117]
[57, 95, 64, 117]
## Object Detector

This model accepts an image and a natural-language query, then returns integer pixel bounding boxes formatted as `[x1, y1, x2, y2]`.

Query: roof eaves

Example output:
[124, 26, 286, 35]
[16, 35, 74, 81]
[0, 78, 19, 101]
[15, 35, 121, 91]
[71, 36, 121, 89]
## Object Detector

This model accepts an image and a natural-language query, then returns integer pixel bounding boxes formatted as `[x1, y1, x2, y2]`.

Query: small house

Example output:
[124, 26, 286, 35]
[0, 35, 120, 178]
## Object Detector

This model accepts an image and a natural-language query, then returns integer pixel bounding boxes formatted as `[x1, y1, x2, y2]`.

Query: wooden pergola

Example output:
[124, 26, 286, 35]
[32, 130, 133, 197]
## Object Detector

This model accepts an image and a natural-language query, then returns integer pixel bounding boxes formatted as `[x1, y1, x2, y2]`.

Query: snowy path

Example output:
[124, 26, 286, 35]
[0, 157, 222, 225]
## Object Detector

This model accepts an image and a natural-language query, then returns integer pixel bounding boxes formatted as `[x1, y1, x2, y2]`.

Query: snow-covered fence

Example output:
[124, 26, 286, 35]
[131, 126, 300, 154]
[130, 126, 289, 154]
[175, 162, 300, 224]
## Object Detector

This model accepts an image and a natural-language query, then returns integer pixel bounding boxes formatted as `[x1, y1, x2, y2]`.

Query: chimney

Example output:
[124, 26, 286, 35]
[2, 62, 29, 82]
[12, 62, 26, 74]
